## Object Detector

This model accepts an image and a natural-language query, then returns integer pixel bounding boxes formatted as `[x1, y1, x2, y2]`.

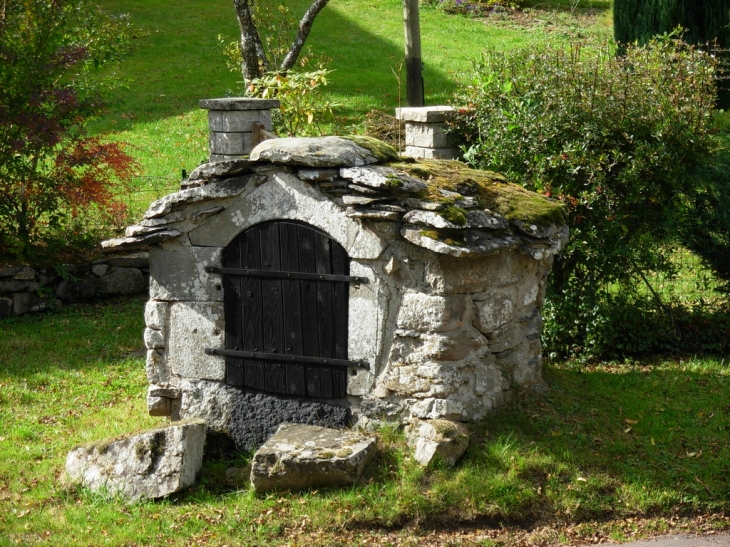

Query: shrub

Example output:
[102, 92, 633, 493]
[614, 0, 730, 106]
[0, 0, 135, 263]
[451, 37, 723, 358]
[243, 68, 337, 137]
[220, 2, 337, 136]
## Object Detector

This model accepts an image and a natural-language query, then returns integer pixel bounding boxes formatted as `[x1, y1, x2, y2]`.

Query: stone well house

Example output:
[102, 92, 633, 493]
[105, 132, 567, 450]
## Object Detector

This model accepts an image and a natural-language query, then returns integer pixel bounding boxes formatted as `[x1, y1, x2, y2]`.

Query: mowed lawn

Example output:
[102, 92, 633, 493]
[7, 2, 730, 546]
[90, 0, 610, 181]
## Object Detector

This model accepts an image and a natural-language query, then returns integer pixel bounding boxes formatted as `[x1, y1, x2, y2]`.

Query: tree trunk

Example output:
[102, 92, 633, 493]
[403, 0, 424, 106]
[280, 0, 330, 73]
[233, 0, 268, 82]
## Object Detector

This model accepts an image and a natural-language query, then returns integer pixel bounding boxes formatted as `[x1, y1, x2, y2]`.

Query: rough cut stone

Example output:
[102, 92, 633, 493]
[65, 420, 207, 501]
[406, 419, 469, 467]
[98, 268, 146, 295]
[199, 97, 280, 111]
[403, 210, 463, 230]
[148, 245, 223, 302]
[250, 424, 377, 492]
[144, 175, 261, 219]
[397, 291, 470, 333]
[513, 219, 557, 239]
[346, 208, 400, 220]
[101, 230, 182, 252]
[395, 106, 456, 123]
[13, 292, 50, 315]
[167, 301, 225, 380]
[250, 137, 383, 167]
[91, 264, 109, 276]
[341, 195, 388, 206]
[144, 327, 165, 350]
[403, 146, 460, 160]
[209, 131, 254, 156]
[0, 266, 22, 278]
[56, 278, 99, 302]
[145, 300, 168, 331]
[405, 123, 451, 148]
[0, 279, 32, 293]
[13, 267, 36, 280]
[124, 225, 166, 238]
[0, 297, 13, 319]
[400, 227, 473, 258]
[207, 109, 272, 132]
[466, 210, 509, 230]
[146, 349, 170, 385]
[340, 166, 427, 193]
[297, 168, 340, 182]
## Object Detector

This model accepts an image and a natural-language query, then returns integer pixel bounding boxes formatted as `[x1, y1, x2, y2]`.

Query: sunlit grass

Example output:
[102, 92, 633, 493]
[2, 296, 729, 545]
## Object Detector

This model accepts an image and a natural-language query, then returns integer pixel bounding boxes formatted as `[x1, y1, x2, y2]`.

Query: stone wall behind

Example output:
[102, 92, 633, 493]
[0, 252, 150, 319]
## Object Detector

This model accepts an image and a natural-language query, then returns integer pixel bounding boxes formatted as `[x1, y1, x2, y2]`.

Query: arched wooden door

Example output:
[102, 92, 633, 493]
[214, 220, 366, 399]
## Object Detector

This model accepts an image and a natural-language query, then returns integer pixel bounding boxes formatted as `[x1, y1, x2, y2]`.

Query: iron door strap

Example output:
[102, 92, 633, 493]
[204, 347, 369, 369]
[205, 266, 368, 284]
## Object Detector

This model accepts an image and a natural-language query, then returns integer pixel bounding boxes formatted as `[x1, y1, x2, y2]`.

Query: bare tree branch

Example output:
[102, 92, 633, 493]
[232, 0, 268, 81]
[279, 0, 330, 73]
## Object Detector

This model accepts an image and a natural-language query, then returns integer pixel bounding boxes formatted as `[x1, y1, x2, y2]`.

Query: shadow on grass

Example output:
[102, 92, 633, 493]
[91, 0, 458, 135]
[0, 295, 147, 377]
[429, 362, 730, 526]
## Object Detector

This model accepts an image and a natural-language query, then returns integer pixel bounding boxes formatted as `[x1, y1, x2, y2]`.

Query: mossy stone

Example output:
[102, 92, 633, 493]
[389, 159, 567, 227]
[341, 135, 399, 163]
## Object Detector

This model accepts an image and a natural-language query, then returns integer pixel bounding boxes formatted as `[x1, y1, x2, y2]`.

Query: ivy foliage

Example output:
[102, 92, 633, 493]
[0, 0, 134, 262]
[450, 37, 726, 357]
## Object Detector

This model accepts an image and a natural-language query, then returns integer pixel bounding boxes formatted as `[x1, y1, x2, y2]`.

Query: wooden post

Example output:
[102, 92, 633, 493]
[403, 0, 424, 107]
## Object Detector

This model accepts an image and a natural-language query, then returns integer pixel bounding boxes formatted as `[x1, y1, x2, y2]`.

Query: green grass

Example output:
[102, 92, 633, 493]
[89, 0, 612, 185]
[1, 297, 729, 545]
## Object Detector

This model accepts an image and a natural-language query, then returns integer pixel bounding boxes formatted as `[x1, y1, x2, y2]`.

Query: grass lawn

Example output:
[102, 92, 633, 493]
[4, 0, 728, 544]
[89, 0, 612, 188]
[1, 297, 729, 546]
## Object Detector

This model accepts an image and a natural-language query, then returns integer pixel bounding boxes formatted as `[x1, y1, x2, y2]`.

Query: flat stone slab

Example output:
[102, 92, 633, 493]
[395, 106, 456, 123]
[184, 159, 254, 187]
[250, 423, 377, 492]
[250, 136, 389, 167]
[199, 97, 280, 111]
[340, 165, 427, 193]
[65, 420, 207, 501]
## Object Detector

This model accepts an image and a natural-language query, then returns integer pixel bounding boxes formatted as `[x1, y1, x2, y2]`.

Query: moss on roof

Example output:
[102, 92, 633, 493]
[341, 135, 399, 163]
[389, 159, 567, 227]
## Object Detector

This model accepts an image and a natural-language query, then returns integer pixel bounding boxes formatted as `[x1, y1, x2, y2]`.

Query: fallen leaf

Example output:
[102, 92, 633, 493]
[624, 419, 639, 425]
[651, 437, 655, 446]
[624, 426, 632, 433]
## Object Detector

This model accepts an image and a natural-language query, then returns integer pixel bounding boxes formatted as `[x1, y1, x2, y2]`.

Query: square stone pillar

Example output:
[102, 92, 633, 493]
[395, 106, 460, 160]
[200, 98, 281, 162]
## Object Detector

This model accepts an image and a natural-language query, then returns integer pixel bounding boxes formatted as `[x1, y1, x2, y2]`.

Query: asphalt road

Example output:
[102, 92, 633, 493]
[579, 533, 730, 547]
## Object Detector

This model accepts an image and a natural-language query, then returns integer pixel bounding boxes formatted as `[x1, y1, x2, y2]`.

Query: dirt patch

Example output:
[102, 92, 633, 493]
[475, 5, 613, 42]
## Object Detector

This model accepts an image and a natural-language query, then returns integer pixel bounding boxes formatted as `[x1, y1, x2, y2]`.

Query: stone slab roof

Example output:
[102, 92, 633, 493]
[103, 136, 568, 259]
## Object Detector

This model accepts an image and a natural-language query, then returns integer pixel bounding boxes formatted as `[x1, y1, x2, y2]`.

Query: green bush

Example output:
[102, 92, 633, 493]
[451, 37, 724, 358]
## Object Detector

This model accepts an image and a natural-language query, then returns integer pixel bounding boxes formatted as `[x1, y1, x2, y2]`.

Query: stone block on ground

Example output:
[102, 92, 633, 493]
[406, 418, 469, 467]
[64, 420, 207, 501]
[250, 423, 377, 492]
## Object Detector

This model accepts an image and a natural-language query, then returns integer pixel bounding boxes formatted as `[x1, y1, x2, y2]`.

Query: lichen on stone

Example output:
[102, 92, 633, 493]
[341, 135, 399, 163]
[389, 159, 567, 227]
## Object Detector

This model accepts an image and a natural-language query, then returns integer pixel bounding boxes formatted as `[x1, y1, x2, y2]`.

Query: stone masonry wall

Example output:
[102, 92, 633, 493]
[0, 252, 149, 319]
[104, 135, 567, 447]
